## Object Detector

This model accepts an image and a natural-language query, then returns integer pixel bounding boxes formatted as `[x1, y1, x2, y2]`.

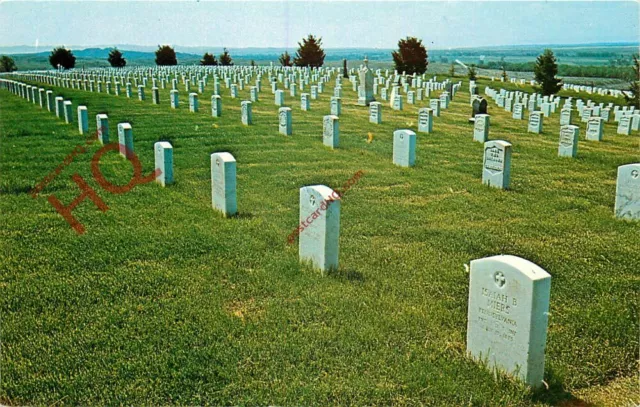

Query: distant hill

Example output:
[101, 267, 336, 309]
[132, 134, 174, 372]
[1, 42, 637, 71]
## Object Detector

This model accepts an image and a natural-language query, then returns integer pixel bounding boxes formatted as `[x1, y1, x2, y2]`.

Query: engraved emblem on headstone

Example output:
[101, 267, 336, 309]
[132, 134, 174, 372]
[494, 271, 506, 288]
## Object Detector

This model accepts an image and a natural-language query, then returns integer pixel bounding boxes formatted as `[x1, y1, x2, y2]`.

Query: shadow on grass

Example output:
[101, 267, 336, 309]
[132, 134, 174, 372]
[0, 184, 35, 195]
[327, 267, 365, 283]
[531, 369, 596, 407]
[230, 211, 254, 220]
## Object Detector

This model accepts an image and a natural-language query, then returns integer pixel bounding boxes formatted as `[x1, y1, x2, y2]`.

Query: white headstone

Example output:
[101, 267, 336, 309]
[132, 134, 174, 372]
[323, 115, 339, 149]
[585, 117, 603, 141]
[617, 115, 631, 135]
[154, 141, 174, 187]
[393, 130, 416, 167]
[429, 99, 440, 117]
[528, 112, 543, 134]
[392, 94, 403, 111]
[63, 101, 73, 124]
[330, 97, 342, 116]
[46, 90, 54, 111]
[301, 93, 310, 111]
[241, 101, 253, 125]
[369, 102, 382, 124]
[96, 114, 109, 144]
[189, 93, 199, 112]
[279, 107, 292, 136]
[117, 122, 134, 159]
[512, 103, 523, 120]
[211, 95, 222, 117]
[474, 114, 490, 143]
[152, 87, 159, 104]
[77, 106, 88, 135]
[482, 140, 512, 189]
[558, 125, 579, 158]
[614, 163, 640, 220]
[298, 185, 340, 273]
[418, 108, 433, 133]
[275, 90, 285, 106]
[560, 108, 572, 126]
[211, 152, 237, 217]
[170, 90, 179, 109]
[466, 255, 551, 388]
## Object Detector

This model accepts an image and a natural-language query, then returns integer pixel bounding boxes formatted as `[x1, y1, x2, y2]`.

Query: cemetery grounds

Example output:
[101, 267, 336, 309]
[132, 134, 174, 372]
[0, 71, 638, 406]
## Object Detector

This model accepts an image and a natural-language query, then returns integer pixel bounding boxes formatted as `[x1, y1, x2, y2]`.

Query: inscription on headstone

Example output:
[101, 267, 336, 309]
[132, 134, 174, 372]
[369, 102, 382, 124]
[586, 117, 603, 141]
[558, 125, 579, 158]
[614, 163, 640, 220]
[418, 108, 433, 133]
[482, 140, 512, 189]
[467, 255, 551, 388]
[528, 112, 543, 134]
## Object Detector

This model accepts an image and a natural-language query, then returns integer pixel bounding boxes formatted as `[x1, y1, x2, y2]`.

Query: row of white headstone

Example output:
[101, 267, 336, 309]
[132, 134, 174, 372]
[488, 75, 626, 98]
[475, 85, 639, 219]
[7, 64, 460, 140]
[485, 86, 639, 137]
[5, 68, 637, 222]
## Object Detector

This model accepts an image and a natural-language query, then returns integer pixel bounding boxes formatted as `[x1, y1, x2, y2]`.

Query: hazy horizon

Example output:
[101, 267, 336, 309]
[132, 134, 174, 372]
[2, 41, 640, 53]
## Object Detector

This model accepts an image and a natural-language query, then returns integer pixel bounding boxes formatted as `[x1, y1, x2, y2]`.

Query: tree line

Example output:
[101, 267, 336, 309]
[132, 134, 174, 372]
[0, 38, 637, 107]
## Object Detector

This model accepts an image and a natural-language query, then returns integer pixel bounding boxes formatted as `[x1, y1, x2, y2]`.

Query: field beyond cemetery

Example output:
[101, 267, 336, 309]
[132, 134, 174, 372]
[0, 73, 638, 406]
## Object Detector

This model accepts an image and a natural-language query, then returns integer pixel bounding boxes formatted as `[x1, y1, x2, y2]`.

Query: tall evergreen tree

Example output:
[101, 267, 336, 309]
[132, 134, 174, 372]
[343, 59, 348, 78]
[279, 51, 292, 67]
[200, 52, 218, 66]
[501, 67, 508, 81]
[392, 37, 428, 75]
[624, 54, 640, 108]
[448, 63, 455, 78]
[293, 35, 325, 67]
[468, 64, 477, 81]
[219, 48, 233, 66]
[49, 47, 76, 69]
[0, 55, 17, 72]
[107, 48, 126, 68]
[155, 45, 177, 66]
[533, 49, 562, 96]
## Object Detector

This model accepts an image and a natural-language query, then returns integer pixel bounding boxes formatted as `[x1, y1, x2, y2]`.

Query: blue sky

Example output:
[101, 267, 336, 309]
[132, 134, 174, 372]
[0, 1, 638, 49]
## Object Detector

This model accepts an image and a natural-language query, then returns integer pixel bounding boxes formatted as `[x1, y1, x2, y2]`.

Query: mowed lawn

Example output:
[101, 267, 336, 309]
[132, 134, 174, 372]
[0, 72, 638, 406]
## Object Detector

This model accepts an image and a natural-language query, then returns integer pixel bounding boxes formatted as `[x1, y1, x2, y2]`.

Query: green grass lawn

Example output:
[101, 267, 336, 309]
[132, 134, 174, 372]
[0, 72, 638, 406]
